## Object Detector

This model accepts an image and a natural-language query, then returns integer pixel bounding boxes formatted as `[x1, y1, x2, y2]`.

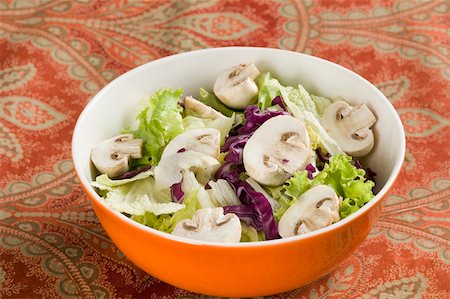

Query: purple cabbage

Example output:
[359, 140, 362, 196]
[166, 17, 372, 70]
[272, 95, 288, 111]
[223, 204, 260, 227]
[222, 105, 286, 164]
[215, 163, 242, 186]
[316, 148, 331, 162]
[223, 181, 279, 240]
[217, 162, 278, 240]
[237, 105, 286, 135]
[352, 159, 377, 183]
[114, 164, 152, 180]
[365, 168, 377, 182]
[170, 181, 184, 203]
[305, 163, 317, 180]
[222, 134, 250, 164]
[216, 105, 287, 240]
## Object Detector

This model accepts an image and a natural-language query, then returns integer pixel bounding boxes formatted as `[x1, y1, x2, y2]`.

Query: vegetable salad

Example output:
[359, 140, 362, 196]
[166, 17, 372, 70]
[90, 63, 377, 242]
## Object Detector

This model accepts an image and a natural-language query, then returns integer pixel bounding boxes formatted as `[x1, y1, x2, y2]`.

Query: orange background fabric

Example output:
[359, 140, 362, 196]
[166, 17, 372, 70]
[0, 0, 449, 298]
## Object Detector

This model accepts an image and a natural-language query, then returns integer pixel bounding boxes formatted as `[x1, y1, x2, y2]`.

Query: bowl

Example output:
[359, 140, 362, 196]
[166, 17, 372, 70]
[72, 47, 405, 297]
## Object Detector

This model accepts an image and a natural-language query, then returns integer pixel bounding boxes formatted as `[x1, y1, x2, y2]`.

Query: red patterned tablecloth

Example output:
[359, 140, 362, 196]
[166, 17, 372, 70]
[0, 0, 449, 298]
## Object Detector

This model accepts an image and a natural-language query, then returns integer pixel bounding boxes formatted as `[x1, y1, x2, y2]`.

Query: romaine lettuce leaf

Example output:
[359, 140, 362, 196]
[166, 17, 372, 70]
[123, 88, 184, 167]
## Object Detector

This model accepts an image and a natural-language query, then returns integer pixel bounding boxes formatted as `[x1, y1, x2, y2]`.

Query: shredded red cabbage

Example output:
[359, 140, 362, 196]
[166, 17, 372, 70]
[316, 148, 331, 162]
[352, 159, 377, 182]
[272, 95, 288, 111]
[217, 105, 283, 240]
[215, 163, 242, 186]
[305, 163, 317, 179]
[222, 178, 279, 240]
[114, 164, 152, 180]
[365, 167, 377, 182]
[353, 159, 362, 169]
[170, 181, 184, 203]
[222, 105, 286, 165]
[236, 105, 286, 135]
[222, 134, 250, 164]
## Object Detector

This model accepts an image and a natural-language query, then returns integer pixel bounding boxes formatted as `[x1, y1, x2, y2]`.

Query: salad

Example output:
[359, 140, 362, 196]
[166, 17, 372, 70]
[90, 63, 377, 243]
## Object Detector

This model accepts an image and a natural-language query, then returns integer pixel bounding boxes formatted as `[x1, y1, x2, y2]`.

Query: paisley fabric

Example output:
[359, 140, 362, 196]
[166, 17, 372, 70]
[0, 0, 449, 298]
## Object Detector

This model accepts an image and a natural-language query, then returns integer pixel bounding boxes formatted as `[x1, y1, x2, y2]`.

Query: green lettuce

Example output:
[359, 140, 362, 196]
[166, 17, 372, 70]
[92, 173, 183, 215]
[91, 169, 153, 191]
[198, 88, 236, 117]
[280, 85, 342, 155]
[273, 154, 375, 220]
[310, 95, 333, 116]
[271, 172, 310, 222]
[123, 88, 184, 167]
[131, 189, 199, 233]
[256, 73, 282, 111]
[240, 223, 266, 242]
[284, 171, 311, 200]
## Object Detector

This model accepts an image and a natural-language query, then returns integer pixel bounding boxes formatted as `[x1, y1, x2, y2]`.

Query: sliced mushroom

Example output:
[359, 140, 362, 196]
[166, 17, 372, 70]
[278, 185, 341, 238]
[184, 96, 224, 120]
[154, 150, 220, 191]
[322, 101, 376, 157]
[161, 128, 221, 160]
[91, 134, 143, 177]
[172, 207, 241, 242]
[213, 63, 260, 109]
[243, 115, 311, 186]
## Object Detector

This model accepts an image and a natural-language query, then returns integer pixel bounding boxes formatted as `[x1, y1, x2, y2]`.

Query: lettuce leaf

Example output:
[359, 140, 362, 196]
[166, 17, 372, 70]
[99, 176, 183, 215]
[311, 95, 333, 116]
[256, 73, 281, 111]
[198, 88, 236, 117]
[274, 154, 375, 220]
[91, 169, 153, 191]
[123, 88, 184, 167]
[272, 171, 310, 222]
[131, 189, 199, 233]
[240, 222, 266, 242]
[280, 86, 342, 155]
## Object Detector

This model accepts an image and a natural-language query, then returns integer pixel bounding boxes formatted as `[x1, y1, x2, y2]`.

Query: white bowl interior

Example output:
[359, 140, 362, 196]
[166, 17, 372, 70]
[72, 47, 405, 244]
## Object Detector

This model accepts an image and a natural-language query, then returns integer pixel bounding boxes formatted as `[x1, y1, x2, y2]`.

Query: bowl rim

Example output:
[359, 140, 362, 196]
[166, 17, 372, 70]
[72, 46, 406, 247]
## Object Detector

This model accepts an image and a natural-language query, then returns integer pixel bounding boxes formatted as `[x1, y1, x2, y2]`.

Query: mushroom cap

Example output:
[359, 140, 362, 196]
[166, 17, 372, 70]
[243, 115, 311, 186]
[91, 134, 143, 178]
[213, 63, 260, 109]
[278, 185, 341, 238]
[154, 150, 220, 191]
[322, 101, 376, 157]
[172, 207, 242, 242]
[161, 128, 221, 160]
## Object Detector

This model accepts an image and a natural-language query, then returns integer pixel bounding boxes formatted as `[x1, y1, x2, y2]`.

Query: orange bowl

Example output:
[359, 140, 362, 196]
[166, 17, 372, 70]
[72, 47, 405, 296]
